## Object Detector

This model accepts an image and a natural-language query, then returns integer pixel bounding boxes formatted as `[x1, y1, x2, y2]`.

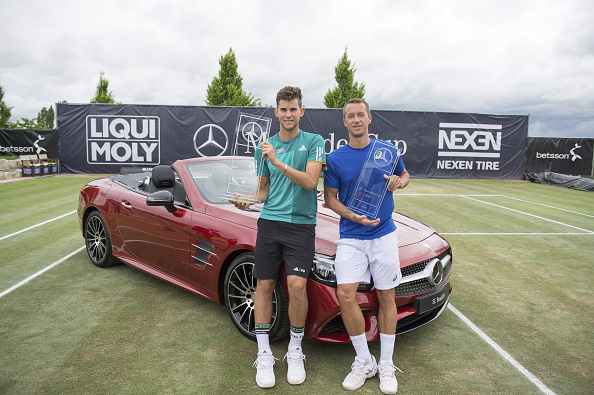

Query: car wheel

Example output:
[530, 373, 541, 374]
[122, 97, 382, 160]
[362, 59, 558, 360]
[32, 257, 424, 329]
[84, 211, 119, 268]
[224, 252, 290, 342]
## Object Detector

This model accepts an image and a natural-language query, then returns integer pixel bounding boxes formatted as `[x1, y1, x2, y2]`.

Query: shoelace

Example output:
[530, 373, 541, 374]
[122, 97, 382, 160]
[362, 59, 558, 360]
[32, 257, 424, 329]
[378, 363, 403, 378]
[351, 359, 373, 375]
[253, 355, 278, 368]
[283, 352, 306, 364]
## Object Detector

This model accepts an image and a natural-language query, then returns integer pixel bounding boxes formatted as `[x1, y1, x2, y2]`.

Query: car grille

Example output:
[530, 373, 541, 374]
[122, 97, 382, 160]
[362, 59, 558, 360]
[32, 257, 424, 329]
[395, 248, 451, 297]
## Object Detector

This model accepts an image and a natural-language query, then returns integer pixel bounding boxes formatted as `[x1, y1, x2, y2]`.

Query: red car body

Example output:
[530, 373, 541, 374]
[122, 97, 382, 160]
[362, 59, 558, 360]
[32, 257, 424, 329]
[78, 157, 452, 343]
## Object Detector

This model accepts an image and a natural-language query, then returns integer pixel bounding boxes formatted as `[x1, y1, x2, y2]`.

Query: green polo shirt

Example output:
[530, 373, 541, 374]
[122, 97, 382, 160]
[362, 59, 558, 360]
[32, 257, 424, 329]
[255, 130, 326, 224]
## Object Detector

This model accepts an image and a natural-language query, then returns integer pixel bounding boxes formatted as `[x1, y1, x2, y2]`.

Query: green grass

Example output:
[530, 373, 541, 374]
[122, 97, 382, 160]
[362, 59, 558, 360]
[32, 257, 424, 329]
[1, 176, 593, 394]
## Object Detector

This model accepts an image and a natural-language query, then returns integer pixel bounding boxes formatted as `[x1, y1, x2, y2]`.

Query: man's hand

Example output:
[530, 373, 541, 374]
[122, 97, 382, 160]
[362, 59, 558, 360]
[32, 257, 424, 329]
[228, 194, 252, 210]
[260, 141, 279, 166]
[352, 213, 381, 226]
[384, 172, 408, 191]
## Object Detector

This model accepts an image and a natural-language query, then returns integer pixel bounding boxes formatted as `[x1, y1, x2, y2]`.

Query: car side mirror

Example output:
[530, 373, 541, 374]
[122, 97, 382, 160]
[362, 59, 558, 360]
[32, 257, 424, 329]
[146, 190, 177, 213]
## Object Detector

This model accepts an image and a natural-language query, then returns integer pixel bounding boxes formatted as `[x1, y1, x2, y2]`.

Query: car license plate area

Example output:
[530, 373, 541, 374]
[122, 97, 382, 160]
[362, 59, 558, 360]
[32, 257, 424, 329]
[413, 282, 450, 315]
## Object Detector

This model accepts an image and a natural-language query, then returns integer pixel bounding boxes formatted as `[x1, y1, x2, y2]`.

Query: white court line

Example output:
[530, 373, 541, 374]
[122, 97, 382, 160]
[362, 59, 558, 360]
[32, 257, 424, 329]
[441, 232, 594, 235]
[461, 196, 594, 234]
[0, 210, 77, 241]
[448, 304, 557, 395]
[501, 195, 594, 218]
[0, 246, 85, 298]
[399, 194, 500, 196]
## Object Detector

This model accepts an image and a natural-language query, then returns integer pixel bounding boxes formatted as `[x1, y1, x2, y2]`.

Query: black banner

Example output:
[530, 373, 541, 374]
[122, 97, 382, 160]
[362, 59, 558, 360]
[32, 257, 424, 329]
[0, 129, 59, 158]
[524, 137, 594, 176]
[56, 104, 529, 179]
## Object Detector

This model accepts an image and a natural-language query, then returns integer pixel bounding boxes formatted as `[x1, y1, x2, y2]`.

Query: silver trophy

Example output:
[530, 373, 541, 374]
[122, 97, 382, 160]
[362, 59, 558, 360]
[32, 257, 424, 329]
[347, 139, 400, 220]
[220, 113, 272, 203]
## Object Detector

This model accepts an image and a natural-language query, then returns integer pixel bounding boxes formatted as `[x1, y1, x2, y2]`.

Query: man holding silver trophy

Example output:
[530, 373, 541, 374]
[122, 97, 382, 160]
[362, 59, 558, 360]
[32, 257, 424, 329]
[324, 98, 409, 394]
[229, 86, 326, 388]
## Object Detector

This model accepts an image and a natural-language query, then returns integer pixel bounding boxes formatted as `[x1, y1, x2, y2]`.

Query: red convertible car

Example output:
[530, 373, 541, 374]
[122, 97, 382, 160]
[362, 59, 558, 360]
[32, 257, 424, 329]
[78, 157, 452, 343]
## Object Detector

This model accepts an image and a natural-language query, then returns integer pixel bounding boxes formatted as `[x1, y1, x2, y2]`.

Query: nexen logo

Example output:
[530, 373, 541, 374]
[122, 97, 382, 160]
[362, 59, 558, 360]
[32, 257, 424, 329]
[438, 123, 502, 158]
[86, 116, 160, 165]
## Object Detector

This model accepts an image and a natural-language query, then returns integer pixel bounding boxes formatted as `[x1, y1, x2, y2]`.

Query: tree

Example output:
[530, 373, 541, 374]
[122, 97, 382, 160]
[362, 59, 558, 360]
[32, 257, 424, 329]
[0, 82, 12, 128]
[8, 117, 42, 129]
[324, 49, 366, 109]
[90, 71, 119, 104]
[36, 106, 55, 128]
[206, 48, 261, 107]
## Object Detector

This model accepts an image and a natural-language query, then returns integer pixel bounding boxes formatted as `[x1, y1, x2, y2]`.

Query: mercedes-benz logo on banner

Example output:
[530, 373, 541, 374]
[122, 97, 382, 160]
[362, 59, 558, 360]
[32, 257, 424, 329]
[193, 124, 229, 157]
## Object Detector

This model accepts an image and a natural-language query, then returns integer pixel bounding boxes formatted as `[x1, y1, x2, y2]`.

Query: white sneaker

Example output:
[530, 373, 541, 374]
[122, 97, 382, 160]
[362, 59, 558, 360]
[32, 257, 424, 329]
[378, 360, 402, 394]
[342, 356, 378, 391]
[253, 351, 277, 388]
[284, 349, 306, 385]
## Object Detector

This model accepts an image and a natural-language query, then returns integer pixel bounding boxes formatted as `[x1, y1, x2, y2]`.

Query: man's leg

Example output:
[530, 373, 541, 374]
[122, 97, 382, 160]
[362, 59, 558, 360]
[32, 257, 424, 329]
[376, 287, 400, 395]
[287, 275, 308, 344]
[337, 282, 370, 359]
[253, 278, 277, 388]
[286, 275, 308, 326]
[285, 275, 308, 385]
[376, 288, 397, 361]
[337, 282, 378, 391]
[254, 278, 277, 351]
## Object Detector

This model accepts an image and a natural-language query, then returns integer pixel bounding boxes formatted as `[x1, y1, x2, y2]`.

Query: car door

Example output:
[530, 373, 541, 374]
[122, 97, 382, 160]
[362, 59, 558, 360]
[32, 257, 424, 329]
[116, 190, 192, 282]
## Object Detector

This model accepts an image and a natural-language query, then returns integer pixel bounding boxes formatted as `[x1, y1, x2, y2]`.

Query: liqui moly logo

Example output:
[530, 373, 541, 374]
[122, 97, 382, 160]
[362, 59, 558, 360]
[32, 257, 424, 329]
[86, 116, 160, 164]
[438, 123, 502, 158]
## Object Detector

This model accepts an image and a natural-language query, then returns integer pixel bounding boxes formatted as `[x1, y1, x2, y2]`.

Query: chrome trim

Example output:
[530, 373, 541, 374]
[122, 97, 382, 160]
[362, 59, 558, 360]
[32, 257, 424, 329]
[400, 254, 451, 284]
[191, 254, 213, 266]
[192, 243, 218, 258]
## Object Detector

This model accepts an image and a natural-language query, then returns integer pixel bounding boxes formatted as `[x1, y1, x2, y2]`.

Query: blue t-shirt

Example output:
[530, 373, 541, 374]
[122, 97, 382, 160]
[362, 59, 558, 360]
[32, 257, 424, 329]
[255, 130, 326, 224]
[324, 139, 405, 240]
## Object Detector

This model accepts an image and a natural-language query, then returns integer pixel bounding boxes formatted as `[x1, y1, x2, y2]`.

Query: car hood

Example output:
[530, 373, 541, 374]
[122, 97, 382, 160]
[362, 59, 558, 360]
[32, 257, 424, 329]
[207, 199, 435, 250]
[316, 201, 435, 248]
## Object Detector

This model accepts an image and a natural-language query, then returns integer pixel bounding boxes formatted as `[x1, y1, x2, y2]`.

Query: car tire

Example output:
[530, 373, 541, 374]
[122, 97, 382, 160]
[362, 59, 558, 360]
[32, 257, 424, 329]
[224, 252, 290, 342]
[84, 211, 119, 268]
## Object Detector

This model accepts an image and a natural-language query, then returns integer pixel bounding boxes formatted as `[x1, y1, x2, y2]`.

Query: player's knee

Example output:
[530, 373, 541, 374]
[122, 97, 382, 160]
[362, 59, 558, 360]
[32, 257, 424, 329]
[337, 286, 357, 305]
[376, 288, 396, 305]
[288, 279, 307, 297]
[256, 279, 276, 295]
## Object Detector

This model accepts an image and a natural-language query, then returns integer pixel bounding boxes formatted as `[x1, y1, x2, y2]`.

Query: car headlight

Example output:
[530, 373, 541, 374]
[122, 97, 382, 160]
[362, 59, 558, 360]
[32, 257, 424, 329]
[310, 253, 373, 291]
[311, 253, 336, 286]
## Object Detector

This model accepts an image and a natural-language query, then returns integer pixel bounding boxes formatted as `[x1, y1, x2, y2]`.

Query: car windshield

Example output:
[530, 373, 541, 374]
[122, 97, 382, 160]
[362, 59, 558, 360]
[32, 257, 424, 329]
[185, 158, 259, 204]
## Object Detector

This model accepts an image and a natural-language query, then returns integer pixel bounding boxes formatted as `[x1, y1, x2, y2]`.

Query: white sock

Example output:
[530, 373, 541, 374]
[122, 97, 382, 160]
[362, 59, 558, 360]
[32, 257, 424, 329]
[350, 333, 372, 364]
[288, 326, 304, 352]
[379, 333, 395, 363]
[255, 324, 271, 354]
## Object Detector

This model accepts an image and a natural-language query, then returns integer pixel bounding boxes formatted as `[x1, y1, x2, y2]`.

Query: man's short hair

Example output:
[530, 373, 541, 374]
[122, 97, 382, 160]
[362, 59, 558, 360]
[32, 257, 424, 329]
[343, 98, 370, 119]
[276, 86, 303, 108]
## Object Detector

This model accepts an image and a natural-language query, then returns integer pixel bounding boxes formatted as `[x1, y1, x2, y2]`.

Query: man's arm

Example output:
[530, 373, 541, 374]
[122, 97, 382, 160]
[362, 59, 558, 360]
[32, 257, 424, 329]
[282, 161, 323, 191]
[261, 141, 322, 191]
[323, 185, 380, 226]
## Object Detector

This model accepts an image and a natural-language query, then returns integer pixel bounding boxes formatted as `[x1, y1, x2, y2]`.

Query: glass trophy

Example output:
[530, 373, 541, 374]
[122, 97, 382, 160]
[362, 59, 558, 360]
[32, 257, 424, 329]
[220, 113, 272, 203]
[347, 139, 400, 220]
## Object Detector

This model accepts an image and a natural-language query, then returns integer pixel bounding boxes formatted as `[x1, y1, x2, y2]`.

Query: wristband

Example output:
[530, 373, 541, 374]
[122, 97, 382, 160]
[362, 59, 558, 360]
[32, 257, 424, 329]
[283, 163, 288, 174]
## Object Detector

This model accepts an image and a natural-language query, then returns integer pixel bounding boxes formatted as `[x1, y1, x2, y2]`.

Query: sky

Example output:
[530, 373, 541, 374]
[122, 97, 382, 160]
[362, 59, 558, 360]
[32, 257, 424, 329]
[1, 0, 593, 138]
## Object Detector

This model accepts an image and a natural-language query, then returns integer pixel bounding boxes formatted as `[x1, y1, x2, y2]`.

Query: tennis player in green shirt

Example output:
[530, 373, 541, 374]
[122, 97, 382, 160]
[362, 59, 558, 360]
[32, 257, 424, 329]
[229, 86, 326, 388]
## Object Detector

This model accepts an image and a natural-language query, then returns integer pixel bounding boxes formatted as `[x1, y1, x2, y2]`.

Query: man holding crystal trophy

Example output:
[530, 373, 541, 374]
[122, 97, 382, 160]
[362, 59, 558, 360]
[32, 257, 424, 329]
[228, 86, 326, 388]
[324, 98, 409, 394]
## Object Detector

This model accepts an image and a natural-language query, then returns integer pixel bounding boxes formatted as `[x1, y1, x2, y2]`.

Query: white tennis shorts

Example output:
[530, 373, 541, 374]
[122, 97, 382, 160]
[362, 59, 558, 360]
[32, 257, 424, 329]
[334, 231, 402, 290]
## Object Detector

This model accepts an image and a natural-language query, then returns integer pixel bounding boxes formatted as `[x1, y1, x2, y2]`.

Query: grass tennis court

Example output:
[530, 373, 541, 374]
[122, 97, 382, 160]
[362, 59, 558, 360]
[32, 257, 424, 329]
[1, 175, 592, 394]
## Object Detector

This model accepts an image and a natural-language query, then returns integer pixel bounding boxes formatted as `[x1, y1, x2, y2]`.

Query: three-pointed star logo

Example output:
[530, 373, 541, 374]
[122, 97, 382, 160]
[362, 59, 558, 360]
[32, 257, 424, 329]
[193, 124, 229, 157]
[373, 148, 393, 167]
